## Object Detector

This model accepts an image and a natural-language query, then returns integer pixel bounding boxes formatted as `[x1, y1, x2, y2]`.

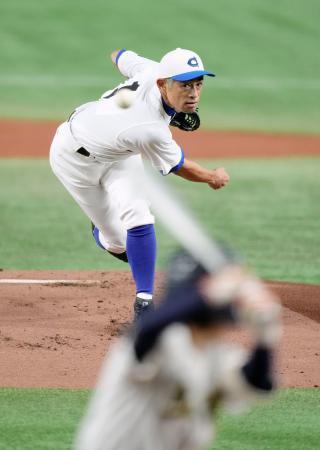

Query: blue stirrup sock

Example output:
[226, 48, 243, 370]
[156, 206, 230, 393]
[126, 224, 156, 296]
[92, 225, 106, 250]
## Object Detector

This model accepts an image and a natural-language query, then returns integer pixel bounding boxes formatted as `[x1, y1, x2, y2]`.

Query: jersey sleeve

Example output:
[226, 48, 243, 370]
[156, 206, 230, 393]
[116, 50, 158, 78]
[120, 123, 184, 175]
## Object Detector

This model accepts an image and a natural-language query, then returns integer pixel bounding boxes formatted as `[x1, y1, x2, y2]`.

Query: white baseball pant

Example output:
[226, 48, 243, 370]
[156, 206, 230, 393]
[49, 122, 154, 254]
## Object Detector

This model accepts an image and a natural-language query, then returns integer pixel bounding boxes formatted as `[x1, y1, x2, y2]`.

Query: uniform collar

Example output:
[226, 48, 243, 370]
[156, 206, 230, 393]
[161, 97, 176, 117]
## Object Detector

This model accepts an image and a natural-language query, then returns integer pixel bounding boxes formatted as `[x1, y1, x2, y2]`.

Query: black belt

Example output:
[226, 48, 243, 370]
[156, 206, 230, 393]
[76, 147, 91, 157]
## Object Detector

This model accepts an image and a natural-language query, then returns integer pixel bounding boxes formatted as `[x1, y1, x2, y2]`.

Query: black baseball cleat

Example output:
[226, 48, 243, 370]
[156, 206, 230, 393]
[134, 297, 155, 322]
[91, 222, 128, 262]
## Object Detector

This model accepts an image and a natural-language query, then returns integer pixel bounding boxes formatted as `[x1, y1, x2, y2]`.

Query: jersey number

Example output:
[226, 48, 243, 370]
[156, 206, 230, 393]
[103, 81, 140, 99]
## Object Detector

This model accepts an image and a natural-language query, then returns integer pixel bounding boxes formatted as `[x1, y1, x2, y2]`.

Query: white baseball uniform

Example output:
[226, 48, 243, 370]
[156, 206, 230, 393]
[74, 324, 270, 450]
[49, 50, 184, 254]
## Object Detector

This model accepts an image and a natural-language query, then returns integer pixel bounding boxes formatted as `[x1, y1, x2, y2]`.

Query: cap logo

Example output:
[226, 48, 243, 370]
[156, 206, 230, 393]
[187, 57, 199, 68]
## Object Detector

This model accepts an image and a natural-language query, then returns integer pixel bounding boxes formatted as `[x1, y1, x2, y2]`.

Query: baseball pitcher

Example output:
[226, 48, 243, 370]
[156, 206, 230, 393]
[74, 250, 282, 450]
[49, 48, 230, 320]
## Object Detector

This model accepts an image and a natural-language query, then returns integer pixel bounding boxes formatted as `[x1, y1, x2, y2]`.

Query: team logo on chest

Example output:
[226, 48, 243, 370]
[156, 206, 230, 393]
[187, 57, 199, 67]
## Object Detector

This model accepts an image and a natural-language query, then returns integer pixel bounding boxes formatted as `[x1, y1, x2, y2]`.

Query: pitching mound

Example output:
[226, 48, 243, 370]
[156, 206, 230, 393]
[0, 270, 319, 389]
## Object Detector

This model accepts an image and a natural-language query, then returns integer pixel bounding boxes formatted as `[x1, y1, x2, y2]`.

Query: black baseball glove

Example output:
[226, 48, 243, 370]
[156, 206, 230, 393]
[170, 110, 200, 131]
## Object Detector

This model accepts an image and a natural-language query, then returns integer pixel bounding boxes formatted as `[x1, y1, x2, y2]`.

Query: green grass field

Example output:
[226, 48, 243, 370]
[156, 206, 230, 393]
[0, 157, 319, 283]
[0, 0, 319, 448]
[0, 0, 319, 133]
[0, 388, 319, 450]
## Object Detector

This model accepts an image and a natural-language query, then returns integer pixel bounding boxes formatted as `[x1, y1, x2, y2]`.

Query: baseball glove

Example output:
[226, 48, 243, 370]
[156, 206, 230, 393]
[170, 111, 200, 132]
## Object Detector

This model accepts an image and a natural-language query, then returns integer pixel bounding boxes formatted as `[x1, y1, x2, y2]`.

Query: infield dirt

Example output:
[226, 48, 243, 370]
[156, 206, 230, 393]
[0, 271, 319, 390]
[1, 119, 320, 159]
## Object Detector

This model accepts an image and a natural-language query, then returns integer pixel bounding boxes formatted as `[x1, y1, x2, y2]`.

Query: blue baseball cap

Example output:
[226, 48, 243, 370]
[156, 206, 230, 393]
[158, 48, 215, 81]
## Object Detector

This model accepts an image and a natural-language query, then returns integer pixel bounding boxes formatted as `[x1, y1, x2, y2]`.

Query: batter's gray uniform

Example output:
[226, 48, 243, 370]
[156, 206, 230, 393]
[74, 324, 274, 450]
[74, 246, 280, 450]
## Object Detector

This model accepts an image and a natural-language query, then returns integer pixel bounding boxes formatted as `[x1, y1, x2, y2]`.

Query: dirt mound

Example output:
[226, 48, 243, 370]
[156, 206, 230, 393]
[0, 270, 319, 389]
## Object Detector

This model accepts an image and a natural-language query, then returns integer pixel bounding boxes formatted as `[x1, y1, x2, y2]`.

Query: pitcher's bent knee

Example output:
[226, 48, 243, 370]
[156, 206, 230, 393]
[120, 199, 155, 230]
[93, 227, 126, 254]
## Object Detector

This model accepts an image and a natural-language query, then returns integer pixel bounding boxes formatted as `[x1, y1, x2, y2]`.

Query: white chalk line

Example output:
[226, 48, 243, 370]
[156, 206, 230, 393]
[0, 74, 319, 90]
[0, 279, 101, 286]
